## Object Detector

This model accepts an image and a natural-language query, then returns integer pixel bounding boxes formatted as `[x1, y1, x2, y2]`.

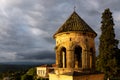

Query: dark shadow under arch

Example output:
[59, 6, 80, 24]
[74, 45, 82, 68]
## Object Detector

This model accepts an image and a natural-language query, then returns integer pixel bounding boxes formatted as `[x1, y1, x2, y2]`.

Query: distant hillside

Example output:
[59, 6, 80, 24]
[0, 63, 40, 73]
[0, 62, 54, 73]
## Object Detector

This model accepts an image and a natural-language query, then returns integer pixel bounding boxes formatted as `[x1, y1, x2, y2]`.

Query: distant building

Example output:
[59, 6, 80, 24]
[49, 11, 104, 80]
[36, 64, 54, 79]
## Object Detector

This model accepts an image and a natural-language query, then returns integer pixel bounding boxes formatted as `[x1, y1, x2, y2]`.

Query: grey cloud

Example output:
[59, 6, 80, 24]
[16, 50, 55, 60]
[0, 0, 120, 63]
[97, 0, 120, 11]
[43, 36, 55, 44]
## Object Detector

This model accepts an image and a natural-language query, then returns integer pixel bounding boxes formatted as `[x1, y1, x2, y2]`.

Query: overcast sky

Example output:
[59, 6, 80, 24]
[0, 0, 120, 63]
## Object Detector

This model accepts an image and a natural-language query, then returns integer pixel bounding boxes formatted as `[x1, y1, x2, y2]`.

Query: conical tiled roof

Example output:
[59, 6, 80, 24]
[54, 11, 97, 37]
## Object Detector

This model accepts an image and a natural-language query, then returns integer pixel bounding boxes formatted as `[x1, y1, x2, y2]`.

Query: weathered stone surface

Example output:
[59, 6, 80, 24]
[55, 32, 96, 71]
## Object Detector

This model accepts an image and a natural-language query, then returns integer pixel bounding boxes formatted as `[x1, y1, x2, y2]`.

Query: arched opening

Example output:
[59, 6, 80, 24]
[74, 46, 82, 68]
[59, 47, 66, 68]
[90, 48, 94, 69]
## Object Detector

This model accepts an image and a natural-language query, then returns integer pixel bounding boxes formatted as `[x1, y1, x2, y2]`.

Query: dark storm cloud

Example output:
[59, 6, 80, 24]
[17, 50, 55, 60]
[0, 0, 120, 62]
[43, 37, 55, 44]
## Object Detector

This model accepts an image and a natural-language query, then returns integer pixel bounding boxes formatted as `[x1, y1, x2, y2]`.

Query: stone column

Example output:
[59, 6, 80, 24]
[82, 50, 86, 69]
[92, 52, 96, 70]
[82, 50, 89, 69]
[67, 50, 73, 68]
[87, 51, 90, 69]
[62, 52, 65, 68]
[56, 50, 59, 68]
[85, 50, 88, 69]
[71, 50, 75, 68]
[90, 53, 92, 69]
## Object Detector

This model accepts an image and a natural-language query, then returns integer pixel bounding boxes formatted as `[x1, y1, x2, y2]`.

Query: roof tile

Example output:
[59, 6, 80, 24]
[54, 11, 97, 36]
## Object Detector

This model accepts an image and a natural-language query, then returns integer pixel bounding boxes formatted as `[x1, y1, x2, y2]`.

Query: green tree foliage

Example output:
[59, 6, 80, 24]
[26, 68, 36, 76]
[21, 74, 33, 80]
[98, 8, 119, 79]
[21, 67, 36, 80]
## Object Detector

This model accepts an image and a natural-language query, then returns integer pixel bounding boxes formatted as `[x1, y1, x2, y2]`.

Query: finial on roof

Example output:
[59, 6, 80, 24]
[74, 6, 76, 11]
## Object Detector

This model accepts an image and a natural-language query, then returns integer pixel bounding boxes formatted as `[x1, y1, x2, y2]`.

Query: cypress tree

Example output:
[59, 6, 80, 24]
[98, 8, 119, 79]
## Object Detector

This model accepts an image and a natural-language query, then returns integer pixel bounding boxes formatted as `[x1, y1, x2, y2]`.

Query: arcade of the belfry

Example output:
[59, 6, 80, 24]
[49, 11, 104, 80]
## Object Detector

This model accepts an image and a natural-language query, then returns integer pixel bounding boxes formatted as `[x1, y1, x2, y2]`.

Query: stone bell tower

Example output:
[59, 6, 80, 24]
[49, 11, 104, 80]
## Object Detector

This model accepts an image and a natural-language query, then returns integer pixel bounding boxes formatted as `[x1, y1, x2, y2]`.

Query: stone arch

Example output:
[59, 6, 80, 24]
[74, 45, 82, 68]
[59, 47, 67, 68]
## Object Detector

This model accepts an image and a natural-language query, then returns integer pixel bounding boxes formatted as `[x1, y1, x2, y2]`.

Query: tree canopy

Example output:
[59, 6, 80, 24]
[98, 8, 119, 79]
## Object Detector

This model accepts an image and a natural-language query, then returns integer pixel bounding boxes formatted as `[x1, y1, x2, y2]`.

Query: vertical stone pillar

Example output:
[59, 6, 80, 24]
[87, 51, 90, 69]
[67, 50, 73, 68]
[56, 50, 59, 68]
[82, 50, 90, 69]
[85, 50, 88, 69]
[90, 53, 92, 69]
[93, 46, 96, 70]
[82, 50, 85, 69]
[92, 52, 96, 70]
[62, 52, 65, 68]
[71, 50, 75, 68]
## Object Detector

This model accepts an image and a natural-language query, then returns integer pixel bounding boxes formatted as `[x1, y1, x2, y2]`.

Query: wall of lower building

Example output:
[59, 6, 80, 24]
[73, 73, 104, 80]
[49, 73, 104, 80]
[49, 73, 73, 80]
